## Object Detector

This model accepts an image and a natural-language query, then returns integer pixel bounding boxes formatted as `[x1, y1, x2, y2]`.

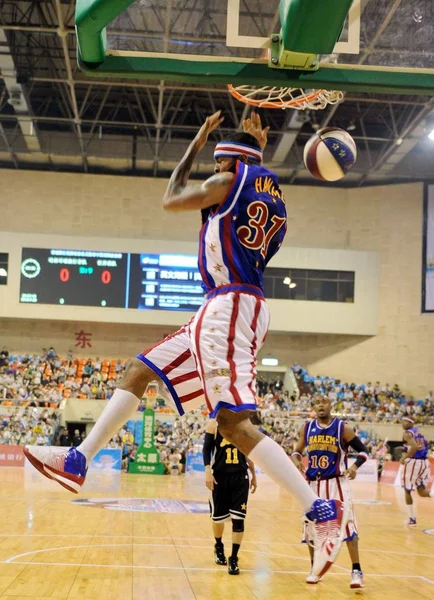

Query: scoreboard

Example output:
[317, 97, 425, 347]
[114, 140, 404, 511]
[19, 248, 204, 311]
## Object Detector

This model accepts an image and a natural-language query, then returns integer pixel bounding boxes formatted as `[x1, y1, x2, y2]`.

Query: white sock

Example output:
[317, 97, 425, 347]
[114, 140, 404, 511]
[407, 504, 415, 519]
[429, 489, 434, 498]
[77, 389, 140, 463]
[248, 436, 317, 512]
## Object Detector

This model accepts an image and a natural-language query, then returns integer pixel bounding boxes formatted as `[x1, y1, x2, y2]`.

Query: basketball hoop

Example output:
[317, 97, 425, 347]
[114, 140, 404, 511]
[227, 84, 343, 111]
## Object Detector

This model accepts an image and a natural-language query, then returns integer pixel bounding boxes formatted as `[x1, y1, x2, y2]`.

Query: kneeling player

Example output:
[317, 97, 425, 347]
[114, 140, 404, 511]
[203, 418, 257, 575]
[292, 394, 368, 589]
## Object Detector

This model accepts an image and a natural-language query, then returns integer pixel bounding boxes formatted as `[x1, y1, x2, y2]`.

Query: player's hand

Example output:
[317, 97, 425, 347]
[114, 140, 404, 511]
[242, 111, 270, 151]
[205, 469, 217, 490]
[250, 476, 258, 494]
[195, 111, 225, 151]
[343, 465, 358, 480]
[291, 457, 306, 473]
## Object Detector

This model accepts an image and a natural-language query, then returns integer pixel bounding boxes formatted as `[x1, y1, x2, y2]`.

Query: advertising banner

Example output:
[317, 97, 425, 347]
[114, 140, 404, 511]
[0, 444, 25, 467]
[186, 452, 205, 474]
[129, 408, 165, 475]
[379, 461, 400, 485]
[348, 458, 378, 483]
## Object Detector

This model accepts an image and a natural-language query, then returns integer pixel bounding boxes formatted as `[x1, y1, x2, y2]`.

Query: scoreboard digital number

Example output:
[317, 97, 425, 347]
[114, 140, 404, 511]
[20, 248, 129, 308]
[19, 248, 204, 311]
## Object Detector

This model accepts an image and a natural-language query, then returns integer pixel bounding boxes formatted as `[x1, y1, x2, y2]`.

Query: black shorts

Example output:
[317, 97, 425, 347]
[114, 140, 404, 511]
[209, 471, 250, 522]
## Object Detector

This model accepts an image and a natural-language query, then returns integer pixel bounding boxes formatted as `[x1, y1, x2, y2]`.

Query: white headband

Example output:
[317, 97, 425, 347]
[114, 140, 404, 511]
[214, 141, 262, 164]
[402, 416, 414, 424]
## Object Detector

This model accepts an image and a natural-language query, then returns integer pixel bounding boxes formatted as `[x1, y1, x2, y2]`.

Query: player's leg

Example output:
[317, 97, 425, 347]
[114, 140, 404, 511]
[228, 472, 249, 575]
[228, 519, 243, 575]
[303, 481, 321, 584]
[415, 461, 434, 499]
[304, 526, 318, 584]
[347, 537, 364, 589]
[212, 522, 226, 565]
[416, 485, 431, 498]
[192, 289, 349, 579]
[210, 475, 230, 565]
[404, 489, 417, 525]
[24, 326, 205, 492]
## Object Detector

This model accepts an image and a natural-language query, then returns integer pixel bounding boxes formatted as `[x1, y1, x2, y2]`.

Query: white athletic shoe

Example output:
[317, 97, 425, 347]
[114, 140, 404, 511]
[306, 570, 321, 584]
[305, 498, 350, 579]
[23, 445, 87, 493]
[350, 569, 364, 588]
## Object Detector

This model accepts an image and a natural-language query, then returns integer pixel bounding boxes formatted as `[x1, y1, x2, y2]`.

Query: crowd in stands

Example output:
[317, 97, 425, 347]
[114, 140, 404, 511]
[2, 347, 433, 426]
[0, 347, 127, 406]
[0, 406, 59, 446]
[290, 362, 434, 426]
[1, 347, 433, 468]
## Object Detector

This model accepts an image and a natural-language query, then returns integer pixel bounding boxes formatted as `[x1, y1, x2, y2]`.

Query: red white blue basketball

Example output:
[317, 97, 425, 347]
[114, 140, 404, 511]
[304, 127, 357, 182]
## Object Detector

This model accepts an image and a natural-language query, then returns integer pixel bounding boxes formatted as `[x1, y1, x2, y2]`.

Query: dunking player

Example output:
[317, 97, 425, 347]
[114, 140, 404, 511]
[292, 394, 368, 588]
[203, 418, 257, 575]
[401, 416, 433, 526]
[24, 111, 348, 578]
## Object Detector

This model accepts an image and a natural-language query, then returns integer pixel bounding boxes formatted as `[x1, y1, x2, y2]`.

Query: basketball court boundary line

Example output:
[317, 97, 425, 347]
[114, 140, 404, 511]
[3, 542, 434, 585]
[1, 560, 433, 585]
[3, 543, 346, 570]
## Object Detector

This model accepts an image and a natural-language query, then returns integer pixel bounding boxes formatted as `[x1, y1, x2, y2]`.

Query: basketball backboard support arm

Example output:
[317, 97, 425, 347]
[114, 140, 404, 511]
[75, 0, 434, 96]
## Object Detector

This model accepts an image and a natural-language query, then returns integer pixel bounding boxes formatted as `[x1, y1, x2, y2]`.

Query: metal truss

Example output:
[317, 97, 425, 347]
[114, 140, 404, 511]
[0, 0, 433, 185]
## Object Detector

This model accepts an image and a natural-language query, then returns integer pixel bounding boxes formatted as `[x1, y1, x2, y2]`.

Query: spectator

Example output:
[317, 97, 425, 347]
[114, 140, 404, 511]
[72, 429, 82, 446]
[59, 427, 71, 446]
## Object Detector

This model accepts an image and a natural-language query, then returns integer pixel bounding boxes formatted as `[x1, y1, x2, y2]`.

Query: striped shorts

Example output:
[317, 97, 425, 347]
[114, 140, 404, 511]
[137, 284, 269, 418]
[402, 458, 431, 491]
[303, 476, 358, 543]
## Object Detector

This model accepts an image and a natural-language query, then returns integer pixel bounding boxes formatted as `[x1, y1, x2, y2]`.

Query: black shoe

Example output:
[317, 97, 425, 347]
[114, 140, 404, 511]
[228, 556, 240, 575]
[214, 544, 227, 566]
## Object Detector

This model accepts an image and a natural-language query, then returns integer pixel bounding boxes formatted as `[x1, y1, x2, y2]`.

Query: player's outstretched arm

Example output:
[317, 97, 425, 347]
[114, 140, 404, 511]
[242, 111, 270, 152]
[400, 431, 418, 464]
[291, 425, 306, 473]
[247, 458, 257, 494]
[203, 419, 217, 491]
[163, 110, 233, 212]
[163, 172, 233, 212]
[342, 424, 369, 479]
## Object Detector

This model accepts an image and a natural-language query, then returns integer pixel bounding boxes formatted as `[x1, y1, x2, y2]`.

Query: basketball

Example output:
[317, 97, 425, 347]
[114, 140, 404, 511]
[304, 127, 357, 181]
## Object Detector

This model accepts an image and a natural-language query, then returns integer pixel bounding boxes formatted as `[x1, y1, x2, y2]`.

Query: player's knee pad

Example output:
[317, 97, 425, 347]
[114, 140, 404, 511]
[232, 518, 244, 533]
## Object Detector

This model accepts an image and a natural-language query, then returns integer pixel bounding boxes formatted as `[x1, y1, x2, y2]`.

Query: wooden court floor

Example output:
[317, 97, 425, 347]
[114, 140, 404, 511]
[0, 468, 432, 600]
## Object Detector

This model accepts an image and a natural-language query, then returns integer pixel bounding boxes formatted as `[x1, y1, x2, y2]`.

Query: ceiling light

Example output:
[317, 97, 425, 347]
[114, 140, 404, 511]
[283, 277, 297, 289]
[347, 121, 356, 131]
[428, 129, 434, 141]
[0, 268, 7, 277]
[261, 357, 279, 367]
[396, 137, 403, 146]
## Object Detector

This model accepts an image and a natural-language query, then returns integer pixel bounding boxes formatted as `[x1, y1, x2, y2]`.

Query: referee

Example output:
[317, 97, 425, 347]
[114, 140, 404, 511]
[203, 418, 257, 575]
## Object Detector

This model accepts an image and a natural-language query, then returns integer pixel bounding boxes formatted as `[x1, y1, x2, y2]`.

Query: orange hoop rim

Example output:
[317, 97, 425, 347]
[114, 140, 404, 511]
[227, 84, 334, 110]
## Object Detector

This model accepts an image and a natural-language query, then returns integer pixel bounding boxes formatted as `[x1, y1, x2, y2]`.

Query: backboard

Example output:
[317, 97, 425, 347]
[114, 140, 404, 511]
[76, 0, 434, 95]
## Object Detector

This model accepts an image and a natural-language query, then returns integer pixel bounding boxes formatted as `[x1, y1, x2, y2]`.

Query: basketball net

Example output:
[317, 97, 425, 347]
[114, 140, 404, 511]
[227, 84, 343, 111]
[228, 48, 343, 110]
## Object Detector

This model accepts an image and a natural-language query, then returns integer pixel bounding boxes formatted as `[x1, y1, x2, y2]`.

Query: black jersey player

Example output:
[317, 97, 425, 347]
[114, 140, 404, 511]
[203, 418, 257, 575]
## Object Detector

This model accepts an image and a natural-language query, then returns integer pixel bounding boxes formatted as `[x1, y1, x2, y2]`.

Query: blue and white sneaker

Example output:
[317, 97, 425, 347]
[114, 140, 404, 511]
[406, 517, 417, 526]
[304, 499, 349, 579]
[24, 446, 87, 493]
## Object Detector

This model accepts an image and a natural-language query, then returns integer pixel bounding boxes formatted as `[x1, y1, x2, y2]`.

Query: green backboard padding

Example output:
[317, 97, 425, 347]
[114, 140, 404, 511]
[78, 54, 434, 96]
[280, 0, 354, 55]
[76, 0, 135, 64]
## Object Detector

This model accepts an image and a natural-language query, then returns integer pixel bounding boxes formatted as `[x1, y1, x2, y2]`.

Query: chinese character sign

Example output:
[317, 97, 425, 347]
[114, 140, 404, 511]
[75, 329, 92, 348]
[129, 408, 165, 475]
